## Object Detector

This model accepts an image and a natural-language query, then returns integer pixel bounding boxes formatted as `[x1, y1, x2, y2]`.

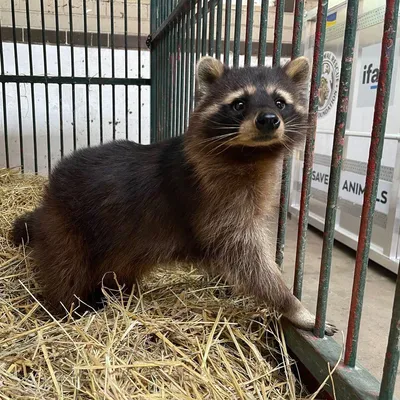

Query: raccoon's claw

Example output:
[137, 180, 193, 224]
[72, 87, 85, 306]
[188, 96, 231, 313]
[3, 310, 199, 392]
[324, 322, 339, 336]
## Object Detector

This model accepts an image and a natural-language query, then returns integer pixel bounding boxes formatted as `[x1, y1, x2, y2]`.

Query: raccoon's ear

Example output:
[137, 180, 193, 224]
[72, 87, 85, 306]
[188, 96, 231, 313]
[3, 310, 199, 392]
[196, 56, 226, 98]
[283, 56, 310, 84]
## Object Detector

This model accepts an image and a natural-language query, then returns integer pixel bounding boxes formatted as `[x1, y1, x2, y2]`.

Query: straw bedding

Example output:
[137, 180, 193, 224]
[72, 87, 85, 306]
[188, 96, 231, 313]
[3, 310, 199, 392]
[0, 168, 318, 399]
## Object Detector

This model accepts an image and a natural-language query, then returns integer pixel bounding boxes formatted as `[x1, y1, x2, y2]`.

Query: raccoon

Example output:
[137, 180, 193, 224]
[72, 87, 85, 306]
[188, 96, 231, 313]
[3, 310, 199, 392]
[11, 56, 337, 335]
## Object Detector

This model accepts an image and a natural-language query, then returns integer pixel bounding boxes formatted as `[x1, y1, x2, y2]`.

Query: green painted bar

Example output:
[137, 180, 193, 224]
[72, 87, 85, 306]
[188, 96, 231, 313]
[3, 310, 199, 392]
[283, 320, 383, 400]
[10, 0, 24, 171]
[174, 19, 180, 137]
[215, 0, 223, 60]
[379, 260, 400, 399]
[294, 0, 328, 300]
[110, 0, 116, 141]
[208, 0, 216, 56]
[275, 0, 305, 268]
[202, 0, 208, 56]
[179, 15, 185, 135]
[96, 0, 104, 144]
[189, 0, 196, 112]
[25, 0, 38, 172]
[124, 0, 129, 140]
[40, 0, 51, 172]
[272, 0, 285, 66]
[54, 0, 64, 158]
[257, 0, 268, 66]
[345, 0, 400, 368]
[82, 0, 91, 147]
[224, 0, 232, 65]
[314, 0, 359, 338]
[184, 10, 191, 129]
[138, 0, 142, 143]
[0, 76, 150, 86]
[233, 0, 242, 67]
[0, 20, 9, 168]
[151, 0, 191, 43]
[150, 0, 156, 143]
[196, 0, 202, 62]
[167, 20, 173, 139]
[244, 0, 254, 66]
[69, 0, 77, 150]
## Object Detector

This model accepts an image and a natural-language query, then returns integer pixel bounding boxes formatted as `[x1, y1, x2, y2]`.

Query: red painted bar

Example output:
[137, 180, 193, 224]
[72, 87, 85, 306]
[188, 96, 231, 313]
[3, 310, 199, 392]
[345, 0, 400, 368]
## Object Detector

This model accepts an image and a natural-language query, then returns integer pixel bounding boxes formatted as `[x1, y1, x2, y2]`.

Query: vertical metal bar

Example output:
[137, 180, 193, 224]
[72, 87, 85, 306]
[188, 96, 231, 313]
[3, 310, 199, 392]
[215, 0, 223, 60]
[69, 0, 77, 151]
[174, 19, 180, 136]
[25, 0, 38, 172]
[179, 15, 185, 135]
[124, 0, 128, 140]
[379, 260, 400, 400]
[40, 0, 51, 172]
[244, 0, 254, 66]
[196, 0, 202, 62]
[10, 0, 24, 171]
[276, 0, 304, 270]
[150, 0, 157, 143]
[258, 0, 269, 66]
[184, 10, 191, 129]
[224, 0, 232, 65]
[162, 22, 167, 140]
[54, 0, 64, 158]
[189, 0, 196, 112]
[272, 0, 285, 66]
[233, 0, 242, 67]
[202, 0, 208, 56]
[275, 0, 304, 270]
[294, 0, 329, 300]
[138, 0, 142, 143]
[345, 0, 399, 367]
[0, 21, 9, 168]
[168, 15, 173, 138]
[97, 0, 104, 144]
[208, 0, 216, 56]
[314, 0, 359, 338]
[83, 0, 91, 146]
[110, 0, 116, 140]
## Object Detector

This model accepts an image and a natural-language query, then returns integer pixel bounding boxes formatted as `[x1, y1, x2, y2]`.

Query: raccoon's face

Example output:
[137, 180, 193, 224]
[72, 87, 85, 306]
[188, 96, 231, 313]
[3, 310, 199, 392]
[193, 56, 310, 150]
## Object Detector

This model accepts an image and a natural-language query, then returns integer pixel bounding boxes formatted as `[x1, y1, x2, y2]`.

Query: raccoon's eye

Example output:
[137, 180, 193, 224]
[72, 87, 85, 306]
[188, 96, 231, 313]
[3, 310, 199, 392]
[232, 99, 246, 112]
[275, 99, 286, 110]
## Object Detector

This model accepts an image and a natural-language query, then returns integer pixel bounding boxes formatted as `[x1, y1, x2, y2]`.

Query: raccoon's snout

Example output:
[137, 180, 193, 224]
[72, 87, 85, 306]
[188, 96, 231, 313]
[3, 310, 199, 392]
[255, 113, 281, 134]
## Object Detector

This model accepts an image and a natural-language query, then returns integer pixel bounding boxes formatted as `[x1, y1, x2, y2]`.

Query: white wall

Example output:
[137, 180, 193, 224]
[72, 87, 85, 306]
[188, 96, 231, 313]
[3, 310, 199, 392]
[0, 42, 151, 175]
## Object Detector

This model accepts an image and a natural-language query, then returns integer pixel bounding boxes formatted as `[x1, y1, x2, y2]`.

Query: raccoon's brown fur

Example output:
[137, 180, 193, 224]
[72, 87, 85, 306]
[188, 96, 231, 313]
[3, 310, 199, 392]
[11, 56, 337, 335]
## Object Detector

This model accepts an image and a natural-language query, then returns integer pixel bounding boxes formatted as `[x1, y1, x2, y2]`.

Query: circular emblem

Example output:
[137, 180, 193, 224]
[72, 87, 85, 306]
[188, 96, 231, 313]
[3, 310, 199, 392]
[317, 51, 340, 118]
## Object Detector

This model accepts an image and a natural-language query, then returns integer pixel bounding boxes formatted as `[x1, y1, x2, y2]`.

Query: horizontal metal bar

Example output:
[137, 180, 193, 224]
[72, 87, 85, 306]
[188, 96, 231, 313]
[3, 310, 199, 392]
[0, 75, 151, 86]
[283, 321, 390, 400]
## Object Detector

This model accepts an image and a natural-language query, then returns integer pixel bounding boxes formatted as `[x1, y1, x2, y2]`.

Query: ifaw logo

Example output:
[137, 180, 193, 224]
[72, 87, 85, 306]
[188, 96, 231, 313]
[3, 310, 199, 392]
[362, 63, 379, 89]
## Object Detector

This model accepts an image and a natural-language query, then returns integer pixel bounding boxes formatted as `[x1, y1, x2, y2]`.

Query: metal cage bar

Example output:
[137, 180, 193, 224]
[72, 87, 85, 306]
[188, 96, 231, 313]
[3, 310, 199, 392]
[294, 0, 329, 300]
[314, 0, 360, 338]
[345, 0, 400, 368]
[275, 0, 303, 270]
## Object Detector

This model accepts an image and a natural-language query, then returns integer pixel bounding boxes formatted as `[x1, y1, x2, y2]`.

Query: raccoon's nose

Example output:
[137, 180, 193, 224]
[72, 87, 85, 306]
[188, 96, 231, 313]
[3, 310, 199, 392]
[256, 113, 280, 133]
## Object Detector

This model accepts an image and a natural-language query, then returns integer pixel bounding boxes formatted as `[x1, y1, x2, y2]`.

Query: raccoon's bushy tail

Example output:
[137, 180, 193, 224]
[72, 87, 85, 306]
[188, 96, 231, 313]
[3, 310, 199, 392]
[10, 211, 37, 246]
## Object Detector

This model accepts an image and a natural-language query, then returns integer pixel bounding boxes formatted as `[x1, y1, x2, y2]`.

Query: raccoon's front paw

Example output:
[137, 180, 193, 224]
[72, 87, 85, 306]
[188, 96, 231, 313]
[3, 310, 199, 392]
[324, 321, 339, 336]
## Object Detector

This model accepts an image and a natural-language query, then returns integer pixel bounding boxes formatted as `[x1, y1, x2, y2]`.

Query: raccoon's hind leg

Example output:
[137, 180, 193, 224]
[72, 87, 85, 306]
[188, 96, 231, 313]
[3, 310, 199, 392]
[32, 205, 98, 315]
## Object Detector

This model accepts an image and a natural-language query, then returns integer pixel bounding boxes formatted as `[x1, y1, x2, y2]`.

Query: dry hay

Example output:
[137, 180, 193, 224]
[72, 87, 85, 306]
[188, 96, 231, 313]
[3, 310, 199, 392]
[0, 168, 322, 399]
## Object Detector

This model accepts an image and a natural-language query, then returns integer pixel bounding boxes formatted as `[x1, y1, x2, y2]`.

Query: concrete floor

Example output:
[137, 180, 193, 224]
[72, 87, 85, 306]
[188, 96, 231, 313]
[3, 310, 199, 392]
[280, 217, 399, 397]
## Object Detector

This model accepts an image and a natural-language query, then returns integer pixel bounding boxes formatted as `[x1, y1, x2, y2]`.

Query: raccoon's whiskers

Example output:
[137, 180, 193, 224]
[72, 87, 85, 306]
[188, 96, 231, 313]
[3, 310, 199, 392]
[205, 135, 239, 157]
